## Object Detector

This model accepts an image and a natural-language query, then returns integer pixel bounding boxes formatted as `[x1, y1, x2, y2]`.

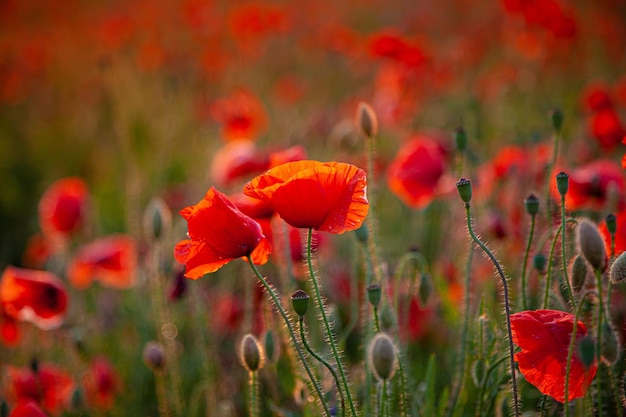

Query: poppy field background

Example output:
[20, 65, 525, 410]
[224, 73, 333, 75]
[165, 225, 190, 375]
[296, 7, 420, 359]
[1, 0, 626, 416]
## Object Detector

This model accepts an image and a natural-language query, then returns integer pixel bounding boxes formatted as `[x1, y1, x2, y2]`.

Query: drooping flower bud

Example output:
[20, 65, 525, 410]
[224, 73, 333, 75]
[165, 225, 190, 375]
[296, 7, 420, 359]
[143, 197, 172, 241]
[556, 172, 569, 197]
[240, 334, 264, 372]
[143, 341, 166, 372]
[610, 251, 626, 284]
[551, 108, 564, 133]
[456, 178, 472, 203]
[524, 194, 539, 216]
[367, 284, 382, 308]
[571, 255, 588, 294]
[356, 102, 378, 138]
[454, 127, 467, 153]
[291, 290, 310, 318]
[418, 273, 433, 306]
[601, 321, 621, 366]
[263, 330, 279, 364]
[578, 219, 607, 272]
[367, 333, 398, 381]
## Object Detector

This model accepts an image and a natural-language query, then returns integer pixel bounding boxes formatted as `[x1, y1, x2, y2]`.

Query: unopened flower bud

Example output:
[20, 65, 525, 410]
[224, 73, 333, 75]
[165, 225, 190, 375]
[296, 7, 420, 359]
[354, 223, 369, 244]
[610, 251, 626, 284]
[571, 255, 588, 294]
[143, 341, 166, 371]
[524, 194, 539, 216]
[556, 172, 569, 197]
[601, 321, 621, 366]
[367, 284, 382, 308]
[263, 330, 279, 363]
[143, 198, 172, 241]
[578, 335, 596, 369]
[291, 290, 310, 317]
[551, 108, 564, 133]
[454, 127, 467, 153]
[367, 333, 397, 381]
[418, 273, 433, 306]
[578, 219, 607, 272]
[357, 102, 378, 138]
[1, 400, 9, 417]
[533, 253, 547, 273]
[240, 334, 264, 372]
[606, 213, 617, 235]
[456, 178, 472, 203]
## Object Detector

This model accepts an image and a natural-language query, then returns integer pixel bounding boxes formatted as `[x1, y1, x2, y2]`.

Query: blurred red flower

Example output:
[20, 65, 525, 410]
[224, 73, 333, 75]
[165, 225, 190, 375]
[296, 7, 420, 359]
[367, 29, 427, 69]
[38, 177, 89, 243]
[510, 309, 597, 403]
[0, 267, 67, 331]
[0, 310, 20, 346]
[67, 235, 137, 290]
[210, 89, 268, 142]
[243, 160, 369, 234]
[6, 363, 74, 416]
[174, 187, 271, 279]
[209, 140, 270, 188]
[83, 357, 119, 410]
[600, 210, 626, 256]
[8, 402, 48, 417]
[387, 133, 451, 209]
[589, 108, 626, 150]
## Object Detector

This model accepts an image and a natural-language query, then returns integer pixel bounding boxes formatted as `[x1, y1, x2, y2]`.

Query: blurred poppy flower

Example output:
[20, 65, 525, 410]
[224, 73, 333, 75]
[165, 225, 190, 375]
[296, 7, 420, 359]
[552, 160, 625, 211]
[209, 140, 270, 188]
[1, 310, 20, 346]
[367, 29, 427, 69]
[387, 133, 451, 209]
[174, 187, 271, 279]
[21, 233, 51, 269]
[8, 401, 48, 417]
[582, 83, 614, 112]
[268, 145, 307, 168]
[38, 177, 89, 243]
[243, 160, 369, 234]
[210, 89, 268, 142]
[67, 235, 137, 290]
[510, 309, 597, 403]
[83, 357, 119, 410]
[589, 108, 626, 150]
[6, 363, 74, 415]
[0, 267, 68, 331]
[600, 210, 626, 256]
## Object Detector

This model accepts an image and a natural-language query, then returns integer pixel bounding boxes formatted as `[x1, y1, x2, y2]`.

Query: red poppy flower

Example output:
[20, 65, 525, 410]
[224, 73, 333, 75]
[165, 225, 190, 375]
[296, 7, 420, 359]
[38, 177, 88, 241]
[1, 310, 20, 346]
[6, 363, 74, 415]
[67, 235, 137, 290]
[174, 187, 271, 279]
[387, 133, 451, 209]
[8, 402, 48, 417]
[0, 267, 68, 331]
[243, 160, 369, 234]
[510, 309, 597, 403]
[209, 140, 270, 188]
[83, 357, 119, 410]
[210, 89, 268, 142]
[589, 108, 626, 150]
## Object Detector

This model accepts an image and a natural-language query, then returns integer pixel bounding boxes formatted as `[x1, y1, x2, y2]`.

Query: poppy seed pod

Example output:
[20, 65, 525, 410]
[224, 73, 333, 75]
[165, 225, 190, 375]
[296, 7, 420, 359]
[291, 289, 310, 317]
[357, 101, 378, 138]
[578, 219, 607, 272]
[551, 108, 564, 133]
[367, 284, 382, 308]
[556, 171, 569, 197]
[606, 213, 617, 235]
[610, 251, 626, 284]
[571, 255, 588, 294]
[456, 178, 472, 203]
[533, 253, 547, 273]
[524, 194, 539, 216]
[240, 334, 264, 372]
[367, 333, 398, 381]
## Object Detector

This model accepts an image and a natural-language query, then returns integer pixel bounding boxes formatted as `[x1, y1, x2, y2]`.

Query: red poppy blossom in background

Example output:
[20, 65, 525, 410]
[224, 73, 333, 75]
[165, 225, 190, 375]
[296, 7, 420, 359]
[38, 177, 89, 242]
[209, 89, 269, 142]
[387, 133, 450, 209]
[67, 235, 137, 290]
[0, 267, 68, 331]
[1, 310, 20, 346]
[600, 210, 626, 256]
[8, 402, 48, 417]
[6, 363, 75, 415]
[243, 160, 369, 234]
[174, 187, 271, 279]
[209, 140, 270, 187]
[510, 309, 597, 403]
[589, 108, 626, 150]
[83, 357, 120, 410]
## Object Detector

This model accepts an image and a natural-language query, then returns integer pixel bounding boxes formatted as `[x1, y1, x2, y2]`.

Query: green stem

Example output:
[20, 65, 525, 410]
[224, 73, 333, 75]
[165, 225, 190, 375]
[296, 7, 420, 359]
[306, 229, 357, 417]
[249, 371, 259, 417]
[564, 291, 589, 416]
[545, 129, 561, 220]
[373, 306, 381, 333]
[464, 204, 519, 416]
[543, 226, 562, 309]
[560, 195, 576, 310]
[521, 213, 536, 310]
[299, 318, 345, 416]
[248, 261, 332, 416]
[365, 132, 384, 284]
[475, 356, 508, 417]
[594, 268, 604, 417]
[378, 380, 388, 417]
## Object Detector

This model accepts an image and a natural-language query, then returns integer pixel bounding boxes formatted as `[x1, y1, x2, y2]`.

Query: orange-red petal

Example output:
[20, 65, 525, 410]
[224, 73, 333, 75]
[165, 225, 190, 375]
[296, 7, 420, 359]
[38, 177, 89, 239]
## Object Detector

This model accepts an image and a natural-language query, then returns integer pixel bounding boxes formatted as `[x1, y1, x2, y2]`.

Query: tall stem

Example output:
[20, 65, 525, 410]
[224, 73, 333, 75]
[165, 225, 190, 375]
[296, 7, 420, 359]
[560, 195, 576, 310]
[521, 213, 536, 310]
[306, 228, 358, 417]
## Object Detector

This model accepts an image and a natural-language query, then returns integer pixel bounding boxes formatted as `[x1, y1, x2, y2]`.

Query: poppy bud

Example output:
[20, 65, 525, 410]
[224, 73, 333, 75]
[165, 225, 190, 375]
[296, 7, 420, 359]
[69, 387, 86, 412]
[601, 321, 621, 365]
[143, 198, 171, 241]
[610, 251, 626, 285]
[556, 172, 569, 197]
[571, 255, 588, 294]
[533, 253, 547, 273]
[367, 333, 397, 381]
[418, 273, 433, 306]
[240, 334, 265, 372]
[578, 219, 607, 272]
[578, 335, 596, 369]
[606, 213, 617, 235]
[263, 330, 279, 364]
[524, 194, 539, 216]
[456, 178, 472, 203]
[357, 102, 378, 138]
[471, 358, 487, 387]
[354, 223, 369, 244]
[291, 290, 310, 317]
[143, 341, 166, 372]
[367, 284, 382, 308]
[551, 108, 564, 133]
[379, 304, 396, 333]
[454, 127, 467, 153]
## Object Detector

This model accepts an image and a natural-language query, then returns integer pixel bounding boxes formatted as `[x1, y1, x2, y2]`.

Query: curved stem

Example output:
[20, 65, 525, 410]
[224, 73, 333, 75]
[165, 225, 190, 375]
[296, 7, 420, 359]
[299, 318, 345, 416]
[248, 261, 332, 416]
[560, 195, 576, 310]
[521, 213, 536, 310]
[464, 204, 519, 416]
[306, 229, 357, 417]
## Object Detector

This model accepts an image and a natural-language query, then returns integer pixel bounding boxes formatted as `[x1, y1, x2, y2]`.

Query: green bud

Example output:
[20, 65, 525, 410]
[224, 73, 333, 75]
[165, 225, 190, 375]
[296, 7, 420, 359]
[533, 253, 547, 273]
[571, 255, 588, 294]
[418, 273, 433, 306]
[578, 219, 607, 272]
[551, 108, 564, 133]
[610, 251, 626, 285]
[556, 171, 569, 197]
[606, 213, 617, 235]
[456, 178, 472, 203]
[367, 284, 382, 308]
[264, 330, 279, 364]
[357, 101, 378, 138]
[578, 335, 596, 369]
[240, 334, 264, 372]
[367, 333, 398, 381]
[291, 290, 310, 317]
[471, 358, 487, 387]
[143, 197, 172, 241]
[601, 321, 621, 366]
[354, 223, 369, 244]
[524, 194, 539, 216]
[454, 127, 467, 152]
